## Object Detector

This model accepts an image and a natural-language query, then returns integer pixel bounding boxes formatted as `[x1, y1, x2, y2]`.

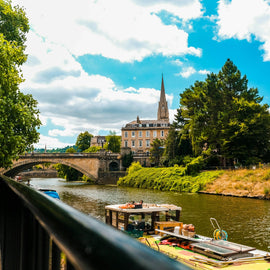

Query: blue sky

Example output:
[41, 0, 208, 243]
[13, 0, 270, 149]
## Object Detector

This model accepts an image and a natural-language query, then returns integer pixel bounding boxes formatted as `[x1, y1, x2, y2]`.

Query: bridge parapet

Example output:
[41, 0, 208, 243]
[0, 152, 121, 181]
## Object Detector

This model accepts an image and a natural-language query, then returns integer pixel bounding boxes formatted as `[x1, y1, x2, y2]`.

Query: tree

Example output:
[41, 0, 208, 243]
[180, 59, 270, 166]
[122, 151, 133, 169]
[150, 138, 164, 166]
[105, 131, 121, 153]
[75, 131, 93, 152]
[0, 0, 41, 168]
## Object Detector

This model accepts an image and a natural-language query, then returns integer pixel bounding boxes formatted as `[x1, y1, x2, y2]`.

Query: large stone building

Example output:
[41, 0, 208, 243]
[121, 76, 170, 155]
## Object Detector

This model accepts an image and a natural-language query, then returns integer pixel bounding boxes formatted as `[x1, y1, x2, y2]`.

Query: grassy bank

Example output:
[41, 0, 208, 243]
[203, 168, 270, 199]
[118, 163, 270, 199]
[117, 162, 223, 193]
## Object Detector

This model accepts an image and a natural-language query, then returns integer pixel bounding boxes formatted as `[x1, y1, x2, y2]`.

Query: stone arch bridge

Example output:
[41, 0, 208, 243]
[0, 152, 122, 182]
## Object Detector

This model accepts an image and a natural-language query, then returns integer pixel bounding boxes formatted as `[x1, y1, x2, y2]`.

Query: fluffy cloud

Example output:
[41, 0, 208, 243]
[34, 135, 74, 149]
[14, 0, 202, 62]
[12, 0, 201, 147]
[175, 66, 209, 78]
[217, 0, 270, 61]
[20, 32, 173, 140]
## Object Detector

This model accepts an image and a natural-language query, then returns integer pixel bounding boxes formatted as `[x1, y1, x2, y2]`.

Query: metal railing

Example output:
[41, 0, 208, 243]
[0, 175, 191, 270]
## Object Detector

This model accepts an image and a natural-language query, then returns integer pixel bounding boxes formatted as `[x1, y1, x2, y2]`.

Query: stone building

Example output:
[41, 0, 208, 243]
[90, 135, 106, 148]
[121, 76, 170, 155]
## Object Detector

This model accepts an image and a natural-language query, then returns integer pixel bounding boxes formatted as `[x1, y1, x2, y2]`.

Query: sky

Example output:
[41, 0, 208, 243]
[12, 0, 270, 149]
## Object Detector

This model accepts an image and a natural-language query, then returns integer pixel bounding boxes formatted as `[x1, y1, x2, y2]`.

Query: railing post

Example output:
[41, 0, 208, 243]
[0, 179, 23, 270]
[19, 208, 38, 270]
[36, 224, 50, 270]
[51, 241, 61, 270]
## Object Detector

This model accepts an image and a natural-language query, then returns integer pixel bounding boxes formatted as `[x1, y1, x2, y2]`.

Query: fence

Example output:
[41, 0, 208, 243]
[0, 175, 191, 270]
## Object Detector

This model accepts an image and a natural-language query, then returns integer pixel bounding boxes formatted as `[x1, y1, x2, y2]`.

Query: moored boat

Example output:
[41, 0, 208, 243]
[105, 202, 270, 269]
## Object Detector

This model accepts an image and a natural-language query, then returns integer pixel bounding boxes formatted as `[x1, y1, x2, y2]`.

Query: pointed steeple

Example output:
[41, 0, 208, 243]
[157, 74, 169, 121]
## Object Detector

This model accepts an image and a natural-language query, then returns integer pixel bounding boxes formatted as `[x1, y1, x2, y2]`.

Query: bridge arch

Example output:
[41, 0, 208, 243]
[0, 153, 122, 183]
[109, 161, 119, 171]
[2, 159, 97, 181]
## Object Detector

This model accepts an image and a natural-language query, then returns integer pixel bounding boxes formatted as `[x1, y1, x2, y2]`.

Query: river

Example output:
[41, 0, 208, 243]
[29, 177, 270, 252]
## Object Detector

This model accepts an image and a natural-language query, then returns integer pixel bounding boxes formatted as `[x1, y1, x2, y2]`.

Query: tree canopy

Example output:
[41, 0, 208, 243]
[179, 59, 270, 166]
[150, 138, 164, 166]
[105, 131, 121, 153]
[75, 131, 93, 152]
[0, 0, 41, 168]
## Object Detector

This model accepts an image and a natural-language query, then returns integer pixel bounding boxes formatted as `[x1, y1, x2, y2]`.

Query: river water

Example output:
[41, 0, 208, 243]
[30, 178, 270, 252]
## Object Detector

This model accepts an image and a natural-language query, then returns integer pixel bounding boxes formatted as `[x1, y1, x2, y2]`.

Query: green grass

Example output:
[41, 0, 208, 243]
[117, 162, 223, 193]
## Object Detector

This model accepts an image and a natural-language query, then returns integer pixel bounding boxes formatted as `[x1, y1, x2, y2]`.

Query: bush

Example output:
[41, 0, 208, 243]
[117, 161, 222, 193]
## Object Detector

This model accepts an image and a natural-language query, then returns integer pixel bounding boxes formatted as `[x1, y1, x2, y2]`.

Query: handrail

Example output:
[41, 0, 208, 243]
[0, 175, 192, 270]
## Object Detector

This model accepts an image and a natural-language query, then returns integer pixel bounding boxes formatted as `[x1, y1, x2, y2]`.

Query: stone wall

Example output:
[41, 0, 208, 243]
[97, 171, 126, 185]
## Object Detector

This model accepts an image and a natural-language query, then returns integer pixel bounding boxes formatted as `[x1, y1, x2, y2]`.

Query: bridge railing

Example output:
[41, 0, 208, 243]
[0, 175, 191, 270]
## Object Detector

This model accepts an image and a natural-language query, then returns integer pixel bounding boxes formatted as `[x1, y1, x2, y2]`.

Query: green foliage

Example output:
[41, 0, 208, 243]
[0, 1, 41, 168]
[105, 131, 121, 153]
[84, 146, 102, 153]
[118, 162, 223, 193]
[184, 156, 204, 175]
[150, 138, 164, 166]
[54, 147, 82, 181]
[179, 59, 270, 166]
[80, 175, 95, 184]
[75, 131, 93, 152]
[126, 162, 142, 174]
[65, 147, 76, 153]
[121, 151, 133, 169]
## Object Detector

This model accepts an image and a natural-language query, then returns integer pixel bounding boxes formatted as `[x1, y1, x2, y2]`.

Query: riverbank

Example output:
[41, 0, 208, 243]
[202, 168, 270, 199]
[117, 163, 270, 200]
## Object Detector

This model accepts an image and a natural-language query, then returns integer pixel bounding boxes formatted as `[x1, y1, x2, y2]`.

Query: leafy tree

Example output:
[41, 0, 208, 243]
[75, 131, 93, 152]
[105, 131, 121, 153]
[150, 138, 164, 166]
[163, 110, 192, 167]
[180, 59, 270, 166]
[122, 151, 133, 169]
[0, 0, 41, 168]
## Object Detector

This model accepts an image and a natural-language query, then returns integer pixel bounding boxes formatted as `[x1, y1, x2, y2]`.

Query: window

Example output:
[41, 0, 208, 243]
[124, 131, 128, 138]
[124, 140, 128, 147]
[132, 140, 135, 147]
[146, 131, 150, 137]
[132, 131, 135, 137]
[161, 130, 164, 137]
[146, 140, 150, 147]
[139, 140, 143, 147]
[139, 131, 142, 137]
[153, 131, 157, 138]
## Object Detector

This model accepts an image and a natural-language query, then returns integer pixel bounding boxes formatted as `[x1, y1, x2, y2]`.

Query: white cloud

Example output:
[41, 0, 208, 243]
[177, 66, 196, 78]
[11, 0, 202, 147]
[19, 33, 173, 142]
[14, 0, 202, 62]
[198, 69, 210, 75]
[175, 66, 210, 78]
[34, 135, 74, 149]
[172, 59, 184, 66]
[217, 0, 270, 61]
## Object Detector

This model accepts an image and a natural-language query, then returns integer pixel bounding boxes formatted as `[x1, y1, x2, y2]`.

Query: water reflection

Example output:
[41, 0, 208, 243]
[30, 178, 270, 252]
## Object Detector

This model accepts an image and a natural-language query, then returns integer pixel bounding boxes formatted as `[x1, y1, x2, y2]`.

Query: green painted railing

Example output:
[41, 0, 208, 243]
[0, 175, 192, 270]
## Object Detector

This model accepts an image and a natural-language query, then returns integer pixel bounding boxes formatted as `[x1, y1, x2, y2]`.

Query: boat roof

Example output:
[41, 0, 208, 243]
[105, 203, 182, 213]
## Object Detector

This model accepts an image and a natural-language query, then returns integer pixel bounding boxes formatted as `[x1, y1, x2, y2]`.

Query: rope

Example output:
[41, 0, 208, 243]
[213, 229, 228, 240]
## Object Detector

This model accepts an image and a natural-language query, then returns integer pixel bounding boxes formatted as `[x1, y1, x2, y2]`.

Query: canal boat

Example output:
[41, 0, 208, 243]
[105, 202, 270, 269]
[39, 188, 60, 199]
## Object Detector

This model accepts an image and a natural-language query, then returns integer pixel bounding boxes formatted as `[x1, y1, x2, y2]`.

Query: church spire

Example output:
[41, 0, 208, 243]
[157, 74, 169, 121]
